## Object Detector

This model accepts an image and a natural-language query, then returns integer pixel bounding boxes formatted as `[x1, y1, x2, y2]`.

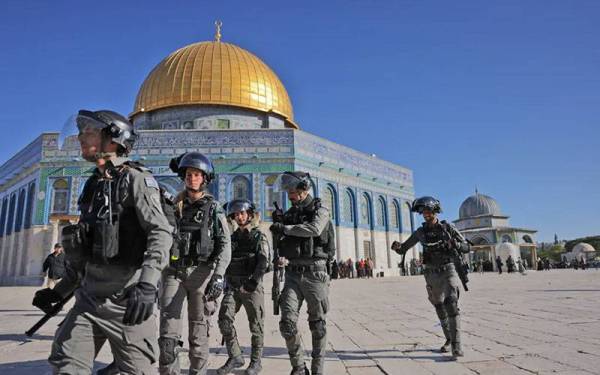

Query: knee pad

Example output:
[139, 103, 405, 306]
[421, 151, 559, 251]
[434, 303, 448, 320]
[443, 297, 459, 317]
[309, 320, 327, 339]
[158, 337, 181, 366]
[279, 320, 298, 339]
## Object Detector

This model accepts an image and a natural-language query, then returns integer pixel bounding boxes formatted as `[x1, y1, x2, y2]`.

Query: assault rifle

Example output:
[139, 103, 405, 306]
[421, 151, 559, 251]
[271, 202, 285, 315]
[440, 222, 471, 292]
[26, 292, 74, 337]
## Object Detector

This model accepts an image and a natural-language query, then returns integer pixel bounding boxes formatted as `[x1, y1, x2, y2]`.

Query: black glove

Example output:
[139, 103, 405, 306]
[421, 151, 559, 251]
[270, 222, 285, 234]
[205, 274, 224, 301]
[32, 288, 62, 314]
[123, 282, 157, 326]
[242, 278, 258, 293]
[272, 209, 284, 223]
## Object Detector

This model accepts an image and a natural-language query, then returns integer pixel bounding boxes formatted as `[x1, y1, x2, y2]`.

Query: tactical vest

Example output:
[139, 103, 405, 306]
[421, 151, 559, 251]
[226, 228, 261, 277]
[421, 221, 453, 266]
[76, 162, 148, 266]
[175, 196, 216, 263]
[278, 196, 334, 260]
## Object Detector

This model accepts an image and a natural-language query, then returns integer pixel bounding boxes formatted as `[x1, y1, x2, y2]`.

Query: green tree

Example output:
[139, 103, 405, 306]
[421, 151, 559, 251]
[538, 244, 564, 262]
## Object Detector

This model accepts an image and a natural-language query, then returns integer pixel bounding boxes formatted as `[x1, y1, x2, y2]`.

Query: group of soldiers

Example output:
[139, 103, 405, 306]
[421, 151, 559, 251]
[30, 109, 471, 375]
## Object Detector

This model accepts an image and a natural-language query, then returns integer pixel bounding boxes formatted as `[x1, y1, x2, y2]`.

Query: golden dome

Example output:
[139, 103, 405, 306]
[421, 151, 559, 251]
[132, 40, 296, 127]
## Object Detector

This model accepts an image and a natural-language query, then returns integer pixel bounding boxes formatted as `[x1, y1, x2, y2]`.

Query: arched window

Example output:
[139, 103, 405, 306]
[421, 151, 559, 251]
[342, 189, 355, 224]
[14, 189, 26, 232]
[6, 194, 16, 235]
[522, 235, 533, 244]
[264, 174, 285, 219]
[472, 236, 489, 245]
[360, 193, 372, 227]
[402, 201, 413, 232]
[501, 235, 512, 243]
[322, 186, 337, 222]
[375, 196, 386, 227]
[390, 200, 400, 229]
[51, 179, 70, 214]
[24, 182, 36, 229]
[0, 197, 7, 237]
[231, 176, 251, 200]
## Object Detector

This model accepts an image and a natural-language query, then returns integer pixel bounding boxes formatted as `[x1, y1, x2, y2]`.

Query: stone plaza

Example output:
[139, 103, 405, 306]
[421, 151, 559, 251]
[1, 269, 599, 374]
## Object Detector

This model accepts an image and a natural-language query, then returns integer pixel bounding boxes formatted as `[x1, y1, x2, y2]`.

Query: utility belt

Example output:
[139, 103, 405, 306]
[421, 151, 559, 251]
[423, 263, 455, 275]
[287, 263, 328, 274]
[170, 255, 212, 268]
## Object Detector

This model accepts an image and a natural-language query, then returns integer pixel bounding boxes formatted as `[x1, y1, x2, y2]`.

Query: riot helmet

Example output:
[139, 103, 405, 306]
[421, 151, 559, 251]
[273, 171, 311, 192]
[411, 196, 442, 214]
[170, 152, 215, 183]
[59, 109, 137, 158]
[224, 199, 256, 218]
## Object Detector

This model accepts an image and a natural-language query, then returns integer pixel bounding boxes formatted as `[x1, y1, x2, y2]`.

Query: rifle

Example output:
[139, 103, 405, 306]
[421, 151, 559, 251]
[26, 292, 74, 337]
[271, 202, 285, 315]
[440, 223, 470, 292]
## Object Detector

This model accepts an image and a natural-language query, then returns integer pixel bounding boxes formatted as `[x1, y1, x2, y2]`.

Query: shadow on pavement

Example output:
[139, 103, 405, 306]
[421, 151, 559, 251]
[0, 333, 54, 342]
[527, 289, 600, 292]
[0, 360, 114, 375]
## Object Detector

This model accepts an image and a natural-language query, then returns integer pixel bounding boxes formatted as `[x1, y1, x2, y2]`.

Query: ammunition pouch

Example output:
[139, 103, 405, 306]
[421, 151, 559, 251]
[61, 223, 90, 264]
[279, 236, 314, 259]
[92, 218, 120, 264]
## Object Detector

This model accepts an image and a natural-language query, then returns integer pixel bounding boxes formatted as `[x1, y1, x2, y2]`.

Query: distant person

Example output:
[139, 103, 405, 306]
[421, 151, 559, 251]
[478, 259, 484, 275]
[42, 243, 66, 288]
[331, 259, 339, 279]
[516, 257, 527, 275]
[495, 256, 503, 274]
[506, 255, 515, 273]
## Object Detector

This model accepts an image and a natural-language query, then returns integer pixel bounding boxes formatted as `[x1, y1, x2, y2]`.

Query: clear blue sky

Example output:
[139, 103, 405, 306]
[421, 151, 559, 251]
[1, 0, 598, 242]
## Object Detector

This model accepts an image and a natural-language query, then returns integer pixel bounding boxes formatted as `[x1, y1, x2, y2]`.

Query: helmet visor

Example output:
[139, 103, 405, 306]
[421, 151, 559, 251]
[273, 173, 303, 193]
[58, 112, 105, 151]
[226, 200, 254, 217]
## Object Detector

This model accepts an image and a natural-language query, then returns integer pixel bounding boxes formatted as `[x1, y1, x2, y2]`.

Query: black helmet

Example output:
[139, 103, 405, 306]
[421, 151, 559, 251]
[273, 171, 311, 192]
[76, 110, 137, 154]
[224, 199, 256, 218]
[170, 152, 215, 182]
[411, 196, 442, 214]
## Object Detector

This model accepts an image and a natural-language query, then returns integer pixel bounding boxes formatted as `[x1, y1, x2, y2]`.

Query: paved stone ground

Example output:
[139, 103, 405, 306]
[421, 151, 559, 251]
[1, 269, 599, 374]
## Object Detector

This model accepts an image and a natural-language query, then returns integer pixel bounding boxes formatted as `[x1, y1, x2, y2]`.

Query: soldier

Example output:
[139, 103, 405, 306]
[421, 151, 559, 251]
[392, 196, 470, 359]
[269, 171, 336, 375]
[31, 109, 173, 374]
[158, 152, 231, 375]
[217, 199, 270, 375]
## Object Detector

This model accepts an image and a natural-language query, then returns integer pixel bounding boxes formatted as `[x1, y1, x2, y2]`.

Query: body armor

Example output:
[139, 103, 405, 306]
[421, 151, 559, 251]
[279, 196, 332, 260]
[175, 196, 216, 263]
[421, 222, 454, 266]
[75, 162, 147, 266]
[226, 228, 261, 278]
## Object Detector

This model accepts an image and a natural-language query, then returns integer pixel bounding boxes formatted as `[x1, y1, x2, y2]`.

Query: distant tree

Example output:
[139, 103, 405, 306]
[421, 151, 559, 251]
[538, 244, 564, 262]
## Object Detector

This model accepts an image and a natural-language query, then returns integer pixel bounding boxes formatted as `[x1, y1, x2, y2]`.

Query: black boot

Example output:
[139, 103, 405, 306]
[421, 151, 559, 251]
[440, 318, 452, 353]
[448, 315, 464, 359]
[217, 356, 245, 375]
[245, 359, 262, 375]
[290, 363, 310, 375]
[96, 361, 119, 375]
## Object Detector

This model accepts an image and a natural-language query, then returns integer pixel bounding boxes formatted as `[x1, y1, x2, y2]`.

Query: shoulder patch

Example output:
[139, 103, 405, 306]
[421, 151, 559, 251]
[144, 176, 159, 190]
